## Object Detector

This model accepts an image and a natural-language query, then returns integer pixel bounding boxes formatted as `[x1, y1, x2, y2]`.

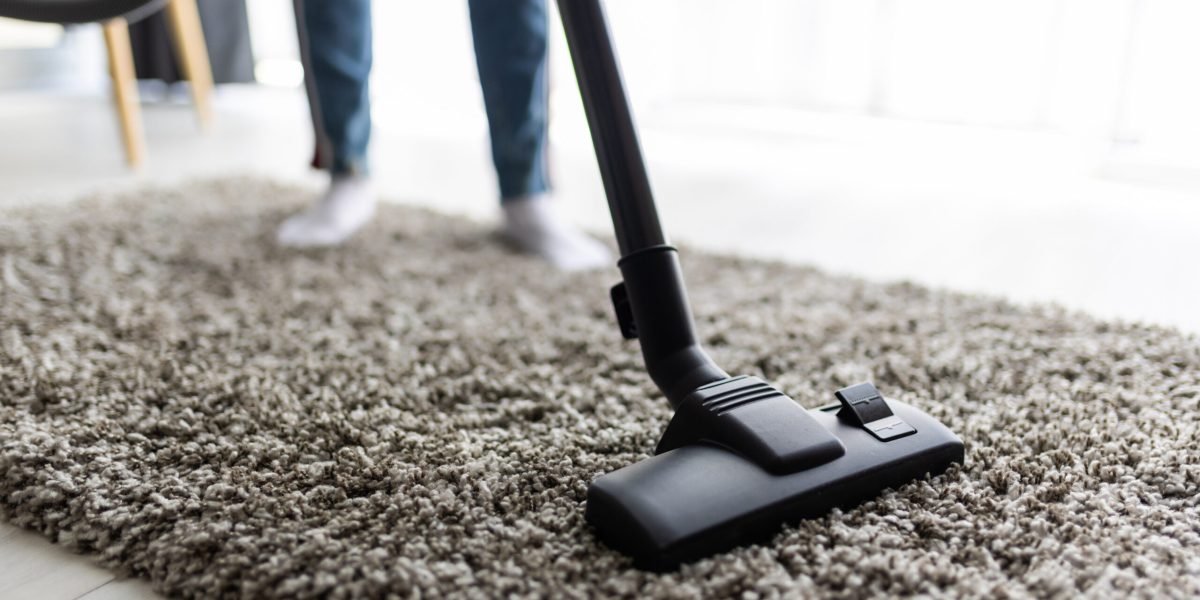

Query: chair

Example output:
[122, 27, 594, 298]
[0, 0, 214, 167]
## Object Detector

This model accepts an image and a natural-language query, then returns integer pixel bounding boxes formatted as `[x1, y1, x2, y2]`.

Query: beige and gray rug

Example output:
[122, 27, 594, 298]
[1, 179, 1197, 598]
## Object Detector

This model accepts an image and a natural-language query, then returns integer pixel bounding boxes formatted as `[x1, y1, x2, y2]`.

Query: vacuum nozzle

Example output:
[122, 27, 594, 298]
[597, 244, 963, 569]
[587, 390, 964, 570]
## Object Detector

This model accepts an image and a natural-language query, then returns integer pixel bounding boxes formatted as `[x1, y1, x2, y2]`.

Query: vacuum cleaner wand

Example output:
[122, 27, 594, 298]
[557, 0, 964, 570]
[555, 0, 664, 256]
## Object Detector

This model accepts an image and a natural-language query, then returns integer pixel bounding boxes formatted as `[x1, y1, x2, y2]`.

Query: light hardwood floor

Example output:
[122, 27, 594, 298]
[0, 523, 158, 599]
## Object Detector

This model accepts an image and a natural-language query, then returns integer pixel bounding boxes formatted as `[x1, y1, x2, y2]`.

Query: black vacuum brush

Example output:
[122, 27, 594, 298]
[557, 0, 964, 571]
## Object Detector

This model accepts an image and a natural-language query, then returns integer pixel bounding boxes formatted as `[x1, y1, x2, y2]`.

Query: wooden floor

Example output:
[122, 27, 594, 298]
[1, 84, 1198, 598]
[0, 523, 158, 599]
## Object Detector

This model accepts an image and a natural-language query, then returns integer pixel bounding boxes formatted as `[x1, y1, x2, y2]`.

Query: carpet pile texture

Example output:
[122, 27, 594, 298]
[1, 180, 1197, 598]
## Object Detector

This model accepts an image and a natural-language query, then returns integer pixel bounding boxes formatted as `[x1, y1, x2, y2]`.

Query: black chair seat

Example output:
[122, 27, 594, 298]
[0, 0, 167, 24]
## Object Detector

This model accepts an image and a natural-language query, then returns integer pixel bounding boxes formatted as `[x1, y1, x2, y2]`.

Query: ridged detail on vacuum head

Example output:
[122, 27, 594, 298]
[698, 377, 785, 415]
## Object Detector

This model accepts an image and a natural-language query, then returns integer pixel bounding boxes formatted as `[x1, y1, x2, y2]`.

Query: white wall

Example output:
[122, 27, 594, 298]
[5, 1, 1198, 158]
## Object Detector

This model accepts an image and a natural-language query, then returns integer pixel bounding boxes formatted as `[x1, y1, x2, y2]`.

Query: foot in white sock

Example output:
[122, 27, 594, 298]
[277, 175, 377, 247]
[502, 194, 613, 271]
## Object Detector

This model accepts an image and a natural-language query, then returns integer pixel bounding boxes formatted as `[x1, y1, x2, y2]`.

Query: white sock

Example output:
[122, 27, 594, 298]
[277, 175, 377, 247]
[502, 194, 613, 271]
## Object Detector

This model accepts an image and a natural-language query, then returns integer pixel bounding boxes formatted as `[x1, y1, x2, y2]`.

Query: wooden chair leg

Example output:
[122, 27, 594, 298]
[164, 0, 214, 128]
[101, 18, 146, 168]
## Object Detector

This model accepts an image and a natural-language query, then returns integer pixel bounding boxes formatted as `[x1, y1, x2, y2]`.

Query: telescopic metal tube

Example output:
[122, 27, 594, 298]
[556, 0, 666, 256]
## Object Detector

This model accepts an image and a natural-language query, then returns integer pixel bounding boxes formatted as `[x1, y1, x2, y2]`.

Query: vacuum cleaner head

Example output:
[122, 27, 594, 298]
[587, 382, 964, 571]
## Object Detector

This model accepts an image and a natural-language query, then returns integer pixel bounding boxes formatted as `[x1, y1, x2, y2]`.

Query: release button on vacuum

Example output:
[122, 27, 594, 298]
[835, 382, 918, 441]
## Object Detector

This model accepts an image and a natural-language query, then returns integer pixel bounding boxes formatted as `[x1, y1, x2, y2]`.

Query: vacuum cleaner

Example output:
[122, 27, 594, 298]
[556, 0, 965, 570]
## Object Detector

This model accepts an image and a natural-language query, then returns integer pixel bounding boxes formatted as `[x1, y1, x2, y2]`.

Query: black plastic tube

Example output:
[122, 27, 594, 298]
[618, 246, 727, 407]
[557, 0, 666, 256]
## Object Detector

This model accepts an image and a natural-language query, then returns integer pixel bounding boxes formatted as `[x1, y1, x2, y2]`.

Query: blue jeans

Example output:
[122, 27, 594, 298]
[295, 0, 550, 200]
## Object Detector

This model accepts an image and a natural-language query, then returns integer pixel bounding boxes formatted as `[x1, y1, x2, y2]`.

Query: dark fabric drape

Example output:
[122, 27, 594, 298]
[129, 0, 254, 84]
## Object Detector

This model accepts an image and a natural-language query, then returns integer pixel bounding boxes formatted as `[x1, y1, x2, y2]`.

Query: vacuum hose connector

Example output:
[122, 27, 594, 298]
[613, 246, 727, 408]
[612, 246, 846, 475]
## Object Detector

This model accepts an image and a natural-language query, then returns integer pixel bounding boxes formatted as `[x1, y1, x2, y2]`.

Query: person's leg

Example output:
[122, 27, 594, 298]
[278, 0, 377, 247]
[468, 0, 549, 200]
[468, 0, 611, 270]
